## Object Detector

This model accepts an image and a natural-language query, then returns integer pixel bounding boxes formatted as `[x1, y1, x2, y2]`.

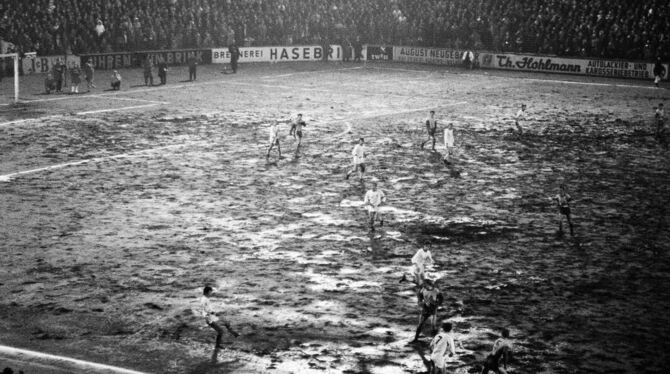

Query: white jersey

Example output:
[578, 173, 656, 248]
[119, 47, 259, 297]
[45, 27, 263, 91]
[200, 296, 218, 324]
[352, 144, 366, 165]
[444, 128, 454, 147]
[430, 332, 456, 368]
[515, 109, 526, 122]
[412, 248, 434, 269]
[364, 189, 385, 207]
[269, 123, 280, 142]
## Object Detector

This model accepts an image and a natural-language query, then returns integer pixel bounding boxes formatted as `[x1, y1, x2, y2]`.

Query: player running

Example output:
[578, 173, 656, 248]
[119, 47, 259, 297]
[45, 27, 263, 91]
[514, 104, 526, 135]
[430, 322, 457, 374]
[200, 286, 239, 350]
[413, 279, 443, 342]
[443, 123, 455, 164]
[345, 138, 367, 181]
[266, 120, 282, 159]
[552, 183, 574, 237]
[289, 113, 307, 146]
[421, 110, 438, 150]
[481, 328, 513, 374]
[363, 182, 386, 230]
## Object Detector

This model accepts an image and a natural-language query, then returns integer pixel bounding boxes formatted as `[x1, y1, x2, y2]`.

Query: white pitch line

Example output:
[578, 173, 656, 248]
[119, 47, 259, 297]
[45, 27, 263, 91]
[0, 141, 205, 182]
[88, 94, 168, 104]
[0, 344, 150, 374]
[261, 66, 363, 79]
[367, 65, 664, 90]
[77, 103, 159, 115]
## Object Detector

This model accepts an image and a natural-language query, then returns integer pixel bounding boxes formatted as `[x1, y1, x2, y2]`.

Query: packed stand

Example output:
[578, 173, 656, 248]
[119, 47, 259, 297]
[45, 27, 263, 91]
[0, 0, 667, 60]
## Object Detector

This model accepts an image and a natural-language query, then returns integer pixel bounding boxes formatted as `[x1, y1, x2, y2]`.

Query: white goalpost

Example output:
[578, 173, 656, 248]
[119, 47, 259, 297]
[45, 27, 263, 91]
[0, 52, 35, 103]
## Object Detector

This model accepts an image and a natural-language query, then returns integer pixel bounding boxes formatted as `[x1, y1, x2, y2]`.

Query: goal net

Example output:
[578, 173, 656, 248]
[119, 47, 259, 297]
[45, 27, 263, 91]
[0, 52, 35, 103]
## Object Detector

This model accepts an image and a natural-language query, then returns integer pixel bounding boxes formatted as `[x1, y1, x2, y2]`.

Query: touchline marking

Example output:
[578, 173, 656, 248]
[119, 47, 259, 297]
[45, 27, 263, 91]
[367, 65, 662, 90]
[262, 66, 363, 79]
[0, 344, 150, 374]
[88, 94, 168, 104]
[0, 141, 206, 182]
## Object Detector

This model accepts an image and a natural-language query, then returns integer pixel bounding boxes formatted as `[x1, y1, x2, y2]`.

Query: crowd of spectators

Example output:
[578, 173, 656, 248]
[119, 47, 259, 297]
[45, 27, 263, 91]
[0, 0, 668, 60]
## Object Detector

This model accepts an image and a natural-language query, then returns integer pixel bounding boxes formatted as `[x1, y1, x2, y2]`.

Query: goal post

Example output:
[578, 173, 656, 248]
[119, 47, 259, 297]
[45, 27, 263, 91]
[0, 52, 35, 103]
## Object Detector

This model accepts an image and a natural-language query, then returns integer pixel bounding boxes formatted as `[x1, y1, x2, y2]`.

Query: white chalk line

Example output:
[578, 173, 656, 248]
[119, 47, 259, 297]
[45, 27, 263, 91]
[0, 93, 165, 106]
[0, 141, 205, 182]
[0, 344, 150, 374]
[261, 66, 363, 79]
[77, 103, 159, 115]
[367, 65, 664, 90]
[0, 103, 163, 127]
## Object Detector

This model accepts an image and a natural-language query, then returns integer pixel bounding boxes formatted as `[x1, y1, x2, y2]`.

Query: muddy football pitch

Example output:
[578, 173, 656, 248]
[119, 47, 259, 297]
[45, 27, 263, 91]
[0, 62, 669, 374]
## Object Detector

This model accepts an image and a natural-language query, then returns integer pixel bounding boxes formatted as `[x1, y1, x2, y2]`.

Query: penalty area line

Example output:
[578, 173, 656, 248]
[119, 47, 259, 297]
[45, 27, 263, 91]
[0, 103, 162, 127]
[0, 344, 150, 374]
[0, 141, 207, 182]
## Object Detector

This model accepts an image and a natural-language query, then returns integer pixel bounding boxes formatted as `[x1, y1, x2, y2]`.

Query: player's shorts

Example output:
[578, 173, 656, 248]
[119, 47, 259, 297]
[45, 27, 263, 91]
[421, 304, 438, 318]
[367, 205, 381, 214]
[355, 163, 366, 172]
[428, 130, 436, 137]
[270, 137, 279, 145]
[483, 354, 499, 371]
[655, 75, 662, 84]
[296, 130, 303, 138]
[412, 263, 425, 279]
[560, 206, 570, 216]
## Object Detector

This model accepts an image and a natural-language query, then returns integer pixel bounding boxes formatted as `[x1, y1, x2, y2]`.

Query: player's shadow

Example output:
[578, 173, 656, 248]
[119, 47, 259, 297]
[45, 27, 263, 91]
[187, 348, 244, 374]
[130, 84, 152, 88]
[411, 342, 433, 374]
[179, 79, 194, 83]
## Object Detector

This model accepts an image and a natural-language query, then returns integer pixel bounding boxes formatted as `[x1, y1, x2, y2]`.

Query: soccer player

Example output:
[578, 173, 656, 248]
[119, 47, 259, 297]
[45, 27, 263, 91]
[157, 57, 168, 85]
[200, 286, 239, 350]
[83, 60, 95, 92]
[363, 182, 386, 230]
[443, 123, 455, 164]
[345, 138, 367, 181]
[69, 62, 81, 94]
[514, 104, 527, 135]
[110, 70, 122, 90]
[53, 58, 65, 93]
[143, 56, 154, 86]
[228, 41, 240, 73]
[411, 246, 434, 285]
[552, 183, 574, 237]
[430, 322, 456, 374]
[481, 328, 513, 374]
[266, 120, 282, 159]
[44, 72, 57, 94]
[289, 113, 306, 141]
[188, 55, 198, 81]
[655, 103, 665, 140]
[653, 57, 665, 88]
[413, 279, 443, 342]
[421, 110, 438, 150]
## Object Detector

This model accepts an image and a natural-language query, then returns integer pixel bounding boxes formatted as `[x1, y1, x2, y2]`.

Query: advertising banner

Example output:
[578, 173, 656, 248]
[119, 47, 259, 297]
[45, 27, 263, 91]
[212, 45, 342, 63]
[22, 55, 80, 74]
[478, 52, 669, 80]
[365, 45, 393, 61]
[392, 46, 470, 66]
[79, 49, 212, 70]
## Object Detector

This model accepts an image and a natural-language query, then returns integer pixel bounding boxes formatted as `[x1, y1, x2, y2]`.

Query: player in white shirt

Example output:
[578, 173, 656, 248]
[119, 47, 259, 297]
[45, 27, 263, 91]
[514, 104, 526, 135]
[430, 322, 457, 374]
[266, 120, 282, 159]
[411, 246, 434, 285]
[443, 123, 455, 164]
[200, 286, 239, 350]
[345, 138, 367, 181]
[363, 181, 386, 230]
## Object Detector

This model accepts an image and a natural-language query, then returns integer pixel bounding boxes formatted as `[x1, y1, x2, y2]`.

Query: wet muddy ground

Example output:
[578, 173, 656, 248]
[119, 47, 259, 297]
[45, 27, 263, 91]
[1, 62, 669, 373]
